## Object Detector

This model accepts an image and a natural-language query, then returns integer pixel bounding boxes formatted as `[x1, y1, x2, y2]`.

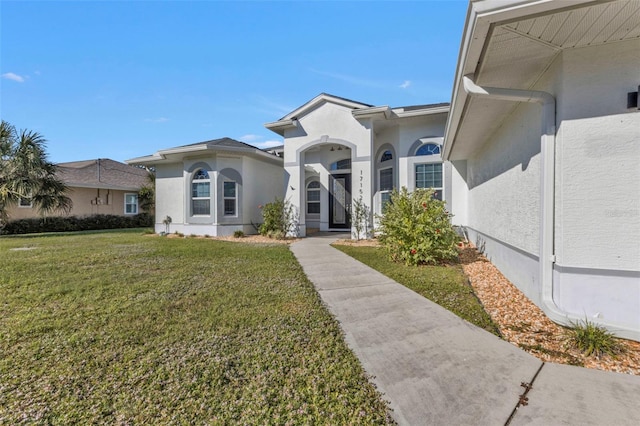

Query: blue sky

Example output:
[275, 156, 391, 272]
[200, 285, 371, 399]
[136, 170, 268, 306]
[1, 0, 468, 163]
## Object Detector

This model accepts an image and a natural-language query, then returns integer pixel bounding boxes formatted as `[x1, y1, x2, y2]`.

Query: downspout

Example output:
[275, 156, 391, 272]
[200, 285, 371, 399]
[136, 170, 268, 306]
[462, 75, 572, 326]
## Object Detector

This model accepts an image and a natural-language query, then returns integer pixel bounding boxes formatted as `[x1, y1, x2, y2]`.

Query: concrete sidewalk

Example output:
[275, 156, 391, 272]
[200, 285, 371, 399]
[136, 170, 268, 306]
[290, 234, 640, 426]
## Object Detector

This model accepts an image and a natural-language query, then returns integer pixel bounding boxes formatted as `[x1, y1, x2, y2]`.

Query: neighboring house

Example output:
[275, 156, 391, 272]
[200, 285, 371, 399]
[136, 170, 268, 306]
[9, 158, 150, 220]
[265, 93, 459, 236]
[126, 138, 284, 236]
[444, 0, 640, 340]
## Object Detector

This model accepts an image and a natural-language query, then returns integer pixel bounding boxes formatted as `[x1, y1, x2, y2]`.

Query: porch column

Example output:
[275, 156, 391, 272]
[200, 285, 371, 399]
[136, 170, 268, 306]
[284, 150, 306, 237]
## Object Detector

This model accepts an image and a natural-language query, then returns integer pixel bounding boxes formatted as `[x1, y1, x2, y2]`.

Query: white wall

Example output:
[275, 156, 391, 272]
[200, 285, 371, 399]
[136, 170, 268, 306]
[555, 40, 640, 271]
[459, 39, 640, 337]
[155, 162, 185, 230]
[283, 101, 372, 236]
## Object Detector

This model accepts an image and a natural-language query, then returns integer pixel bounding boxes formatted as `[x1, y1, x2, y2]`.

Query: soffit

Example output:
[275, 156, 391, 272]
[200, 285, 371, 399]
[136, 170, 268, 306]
[451, 0, 640, 160]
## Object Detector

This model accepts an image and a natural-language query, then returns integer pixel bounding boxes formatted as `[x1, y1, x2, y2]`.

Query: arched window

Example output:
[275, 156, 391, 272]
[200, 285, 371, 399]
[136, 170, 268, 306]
[378, 149, 394, 211]
[330, 158, 351, 171]
[306, 181, 320, 214]
[191, 169, 210, 215]
[416, 143, 441, 156]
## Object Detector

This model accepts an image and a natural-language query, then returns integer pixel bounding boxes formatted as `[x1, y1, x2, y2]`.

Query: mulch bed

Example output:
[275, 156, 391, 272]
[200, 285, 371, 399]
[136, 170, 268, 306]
[459, 244, 640, 376]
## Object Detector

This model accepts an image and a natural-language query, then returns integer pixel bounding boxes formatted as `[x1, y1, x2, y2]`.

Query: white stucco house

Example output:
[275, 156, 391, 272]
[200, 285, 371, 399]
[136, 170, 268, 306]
[127, 138, 284, 236]
[444, 0, 640, 340]
[265, 93, 460, 236]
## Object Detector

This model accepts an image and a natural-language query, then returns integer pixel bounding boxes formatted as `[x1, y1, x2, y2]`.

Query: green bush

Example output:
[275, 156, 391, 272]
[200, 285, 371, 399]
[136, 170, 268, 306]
[233, 230, 245, 238]
[258, 198, 298, 239]
[565, 318, 624, 358]
[1, 213, 153, 235]
[377, 187, 459, 266]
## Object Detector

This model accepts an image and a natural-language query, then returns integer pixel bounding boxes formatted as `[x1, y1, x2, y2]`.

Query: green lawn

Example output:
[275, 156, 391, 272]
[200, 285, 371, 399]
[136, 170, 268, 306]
[0, 231, 392, 424]
[334, 245, 500, 337]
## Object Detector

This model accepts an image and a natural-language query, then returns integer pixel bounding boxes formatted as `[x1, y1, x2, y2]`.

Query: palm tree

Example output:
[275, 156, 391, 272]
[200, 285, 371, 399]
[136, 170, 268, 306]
[0, 120, 72, 227]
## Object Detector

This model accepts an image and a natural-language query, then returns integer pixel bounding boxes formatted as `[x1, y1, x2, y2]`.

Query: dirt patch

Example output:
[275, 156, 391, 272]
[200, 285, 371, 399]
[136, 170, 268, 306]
[332, 238, 381, 247]
[459, 243, 640, 375]
[151, 233, 298, 245]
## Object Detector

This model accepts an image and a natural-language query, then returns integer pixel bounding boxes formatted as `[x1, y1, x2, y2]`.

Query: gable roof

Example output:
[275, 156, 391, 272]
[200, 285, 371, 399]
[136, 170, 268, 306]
[265, 93, 374, 136]
[443, 0, 640, 160]
[126, 137, 283, 166]
[58, 158, 149, 191]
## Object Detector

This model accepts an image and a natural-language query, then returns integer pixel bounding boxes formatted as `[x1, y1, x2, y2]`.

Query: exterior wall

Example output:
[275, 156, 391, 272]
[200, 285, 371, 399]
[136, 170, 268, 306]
[155, 162, 185, 233]
[7, 186, 137, 220]
[283, 101, 373, 237]
[555, 40, 640, 271]
[550, 40, 640, 331]
[154, 155, 282, 236]
[459, 39, 640, 335]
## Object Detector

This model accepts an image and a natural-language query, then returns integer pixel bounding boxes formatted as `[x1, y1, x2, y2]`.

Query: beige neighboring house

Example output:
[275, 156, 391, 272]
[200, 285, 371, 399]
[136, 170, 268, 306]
[10, 158, 150, 220]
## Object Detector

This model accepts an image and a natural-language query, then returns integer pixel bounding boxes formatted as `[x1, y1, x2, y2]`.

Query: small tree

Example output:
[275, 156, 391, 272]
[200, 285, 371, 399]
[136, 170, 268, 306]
[377, 187, 458, 266]
[0, 120, 72, 228]
[258, 198, 299, 239]
[138, 171, 155, 217]
[351, 195, 371, 241]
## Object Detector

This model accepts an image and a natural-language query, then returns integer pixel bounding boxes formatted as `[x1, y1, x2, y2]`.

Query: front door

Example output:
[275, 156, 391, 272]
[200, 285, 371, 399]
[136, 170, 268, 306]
[329, 173, 351, 229]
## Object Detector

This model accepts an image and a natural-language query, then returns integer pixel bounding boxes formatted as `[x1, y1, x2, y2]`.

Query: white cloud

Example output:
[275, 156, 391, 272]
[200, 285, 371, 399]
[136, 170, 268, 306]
[2, 72, 25, 83]
[250, 140, 283, 149]
[399, 80, 411, 89]
[239, 134, 261, 142]
[144, 117, 169, 123]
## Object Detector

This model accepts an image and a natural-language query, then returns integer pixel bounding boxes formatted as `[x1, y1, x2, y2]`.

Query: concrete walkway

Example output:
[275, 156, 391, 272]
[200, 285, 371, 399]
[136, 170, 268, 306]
[290, 234, 640, 426]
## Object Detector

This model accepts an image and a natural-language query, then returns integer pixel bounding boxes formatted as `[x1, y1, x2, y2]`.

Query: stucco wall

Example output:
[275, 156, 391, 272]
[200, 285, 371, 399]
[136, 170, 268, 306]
[283, 101, 372, 236]
[466, 100, 543, 256]
[155, 162, 185, 227]
[7, 186, 136, 220]
[555, 40, 640, 271]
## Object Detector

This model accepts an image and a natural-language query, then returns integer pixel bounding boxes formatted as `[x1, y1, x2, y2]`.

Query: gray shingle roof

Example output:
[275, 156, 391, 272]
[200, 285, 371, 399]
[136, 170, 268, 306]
[177, 137, 259, 151]
[57, 158, 150, 190]
[397, 102, 450, 111]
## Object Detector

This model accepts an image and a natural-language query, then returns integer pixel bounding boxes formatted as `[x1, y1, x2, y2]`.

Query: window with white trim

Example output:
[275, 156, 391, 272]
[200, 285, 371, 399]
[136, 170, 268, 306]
[416, 143, 441, 156]
[306, 181, 320, 214]
[124, 193, 138, 214]
[223, 181, 237, 216]
[379, 150, 393, 210]
[191, 169, 211, 215]
[18, 197, 32, 208]
[415, 163, 443, 200]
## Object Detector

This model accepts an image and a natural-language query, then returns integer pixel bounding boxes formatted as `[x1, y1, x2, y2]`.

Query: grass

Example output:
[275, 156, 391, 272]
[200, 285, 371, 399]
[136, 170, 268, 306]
[333, 245, 501, 337]
[0, 231, 392, 424]
[565, 318, 625, 359]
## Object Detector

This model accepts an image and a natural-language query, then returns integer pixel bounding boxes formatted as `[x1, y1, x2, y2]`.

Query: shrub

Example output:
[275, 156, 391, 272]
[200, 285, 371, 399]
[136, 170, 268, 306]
[1, 213, 153, 235]
[258, 198, 298, 239]
[377, 187, 458, 266]
[565, 318, 624, 358]
[233, 230, 245, 238]
[352, 195, 371, 241]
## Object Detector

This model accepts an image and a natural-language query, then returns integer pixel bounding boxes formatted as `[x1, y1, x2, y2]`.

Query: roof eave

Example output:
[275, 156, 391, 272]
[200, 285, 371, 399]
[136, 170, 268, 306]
[443, 0, 598, 160]
[264, 119, 298, 136]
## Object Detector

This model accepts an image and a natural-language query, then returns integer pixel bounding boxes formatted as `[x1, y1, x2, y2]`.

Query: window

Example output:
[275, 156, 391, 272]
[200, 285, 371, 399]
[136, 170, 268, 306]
[416, 163, 443, 200]
[124, 193, 138, 214]
[18, 197, 32, 208]
[330, 158, 351, 171]
[192, 169, 210, 215]
[379, 149, 394, 211]
[416, 143, 441, 156]
[223, 181, 236, 216]
[306, 181, 320, 214]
